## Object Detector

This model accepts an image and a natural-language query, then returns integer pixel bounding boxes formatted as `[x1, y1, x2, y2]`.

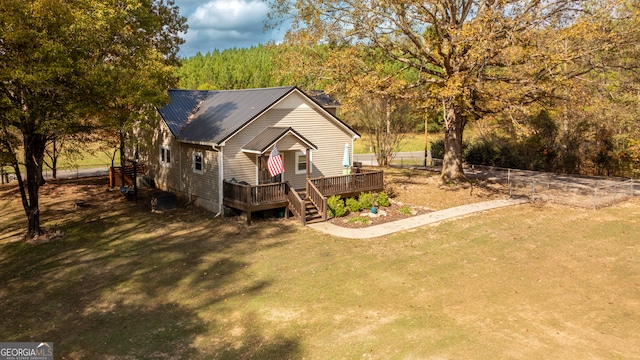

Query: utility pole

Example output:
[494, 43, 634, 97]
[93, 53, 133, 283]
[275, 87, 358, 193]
[423, 108, 433, 167]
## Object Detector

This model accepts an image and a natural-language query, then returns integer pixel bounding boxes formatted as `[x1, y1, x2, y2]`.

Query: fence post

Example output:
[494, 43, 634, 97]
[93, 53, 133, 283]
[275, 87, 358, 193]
[531, 179, 535, 202]
[594, 187, 598, 211]
[509, 176, 513, 198]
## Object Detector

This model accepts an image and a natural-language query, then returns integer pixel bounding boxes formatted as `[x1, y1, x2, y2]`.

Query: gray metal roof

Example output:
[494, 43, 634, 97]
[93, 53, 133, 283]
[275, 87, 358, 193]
[242, 127, 318, 154]
[156, 86, 358, 145]
[157, 90, 212, 137]
[307, 90, 341, 108]
[157, 87, 296, 144]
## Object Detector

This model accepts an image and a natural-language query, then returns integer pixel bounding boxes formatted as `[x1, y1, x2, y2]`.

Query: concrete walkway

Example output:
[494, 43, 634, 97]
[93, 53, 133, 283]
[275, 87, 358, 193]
[307, 198, 529, 239]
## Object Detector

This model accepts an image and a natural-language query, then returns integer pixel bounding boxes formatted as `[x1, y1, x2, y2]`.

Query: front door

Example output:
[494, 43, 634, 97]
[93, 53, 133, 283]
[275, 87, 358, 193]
[258, 155, 282, 184]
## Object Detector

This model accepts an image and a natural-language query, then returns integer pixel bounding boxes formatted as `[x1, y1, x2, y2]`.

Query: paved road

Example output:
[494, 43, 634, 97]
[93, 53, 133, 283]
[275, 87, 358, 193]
[2, 167, 110, 184]
[354, 151, 427, 167]
[43, 167, 110, 180]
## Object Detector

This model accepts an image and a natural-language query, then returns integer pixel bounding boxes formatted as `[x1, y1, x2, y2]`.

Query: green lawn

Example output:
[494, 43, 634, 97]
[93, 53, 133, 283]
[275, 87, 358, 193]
[1, 178, 639, 359]
[1, 143, 119, 176]
[354, 133, 432, 154]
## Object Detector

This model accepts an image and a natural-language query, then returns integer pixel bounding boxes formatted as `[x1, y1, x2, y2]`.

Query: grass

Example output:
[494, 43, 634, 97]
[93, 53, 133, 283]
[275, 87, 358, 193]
[1, 142, 119, 176]
[1, 177, 640, 358]
[354, 133, 431, 154]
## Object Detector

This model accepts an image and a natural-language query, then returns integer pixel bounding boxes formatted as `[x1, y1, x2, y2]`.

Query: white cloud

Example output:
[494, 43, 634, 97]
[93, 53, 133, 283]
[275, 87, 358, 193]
[190, 0, 268, 31]
[174, 0, 283, 57]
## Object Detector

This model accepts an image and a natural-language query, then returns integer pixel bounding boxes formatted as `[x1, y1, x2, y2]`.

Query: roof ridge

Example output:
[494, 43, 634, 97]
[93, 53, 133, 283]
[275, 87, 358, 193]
[169, 86, 296, 92]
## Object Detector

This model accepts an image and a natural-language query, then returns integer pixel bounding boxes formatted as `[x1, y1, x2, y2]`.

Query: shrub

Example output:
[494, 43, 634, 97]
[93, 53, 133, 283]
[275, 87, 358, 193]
[430, 139, 445, 159]
[345, 197, 361, 212]
[327, 195, 346, 218]
[358, 192, 376, 209]
[399, 205, 413, 215]
[348, 216, 370, 225]
[376, 192, 390, 207]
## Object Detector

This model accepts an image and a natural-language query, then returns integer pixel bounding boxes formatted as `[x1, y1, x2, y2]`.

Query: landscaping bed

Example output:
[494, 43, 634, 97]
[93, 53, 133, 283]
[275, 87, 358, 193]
[327, 167, 508, 228]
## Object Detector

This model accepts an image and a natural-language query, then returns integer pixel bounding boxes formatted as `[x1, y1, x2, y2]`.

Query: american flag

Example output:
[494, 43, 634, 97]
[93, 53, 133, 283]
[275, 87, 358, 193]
[267, 144, 285, 177]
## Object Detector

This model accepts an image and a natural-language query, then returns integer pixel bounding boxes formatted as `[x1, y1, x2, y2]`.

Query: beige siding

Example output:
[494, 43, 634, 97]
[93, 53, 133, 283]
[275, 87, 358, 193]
[179, 145, 220, 212]
[136, 116, 181, 192]
[222, 92, 354, 189]
[137, 117, 220, 212]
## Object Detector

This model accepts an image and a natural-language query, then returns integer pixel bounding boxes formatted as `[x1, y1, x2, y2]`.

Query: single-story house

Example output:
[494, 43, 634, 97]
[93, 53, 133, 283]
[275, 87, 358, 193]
[134, 86, 383, 224]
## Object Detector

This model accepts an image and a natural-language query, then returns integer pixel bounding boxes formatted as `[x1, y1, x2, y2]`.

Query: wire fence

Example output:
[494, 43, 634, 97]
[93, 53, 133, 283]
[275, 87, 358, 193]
[1, 164, 112, 184]
[468, 165, 639, 210]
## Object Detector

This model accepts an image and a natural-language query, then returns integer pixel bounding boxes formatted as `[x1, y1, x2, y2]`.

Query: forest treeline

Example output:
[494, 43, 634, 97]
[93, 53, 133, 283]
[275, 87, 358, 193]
[177, 42, 639, 178]
[177, 46, 284, 90]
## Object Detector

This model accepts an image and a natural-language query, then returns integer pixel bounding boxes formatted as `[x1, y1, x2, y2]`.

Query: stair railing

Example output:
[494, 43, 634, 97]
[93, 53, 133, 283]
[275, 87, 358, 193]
[307, 180, 327, 221]
[284, 182, 306, 225]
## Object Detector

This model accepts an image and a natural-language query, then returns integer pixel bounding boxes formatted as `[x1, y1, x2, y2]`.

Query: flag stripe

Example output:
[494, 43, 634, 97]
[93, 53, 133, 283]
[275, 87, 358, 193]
[267, 145, 285, 177]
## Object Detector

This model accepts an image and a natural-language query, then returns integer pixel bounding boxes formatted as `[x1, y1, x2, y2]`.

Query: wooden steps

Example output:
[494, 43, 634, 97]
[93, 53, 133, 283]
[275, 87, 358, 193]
[298, 191, 324, 224]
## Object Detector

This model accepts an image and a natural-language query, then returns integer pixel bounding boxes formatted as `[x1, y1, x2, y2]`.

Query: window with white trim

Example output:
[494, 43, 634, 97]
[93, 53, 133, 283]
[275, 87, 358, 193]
[295, 151, 311, 175]
[160, 146, 171, 167]
[193, 151, 203, 174]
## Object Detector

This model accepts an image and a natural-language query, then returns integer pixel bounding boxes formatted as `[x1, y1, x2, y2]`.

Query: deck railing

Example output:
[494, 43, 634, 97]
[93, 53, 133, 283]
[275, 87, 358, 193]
[251, 182, 287, 204]
[307, 180, 327, 221]
[223, 181, 287, 207]
[109, 164, 145, 187]
[309, 169, 384, 197]
[285, 182, 306, 225]
[223, 169, 384, 224]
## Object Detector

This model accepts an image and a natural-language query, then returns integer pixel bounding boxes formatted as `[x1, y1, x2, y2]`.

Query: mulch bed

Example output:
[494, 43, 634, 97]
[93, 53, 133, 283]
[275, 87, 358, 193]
[327, 199, 432, 228]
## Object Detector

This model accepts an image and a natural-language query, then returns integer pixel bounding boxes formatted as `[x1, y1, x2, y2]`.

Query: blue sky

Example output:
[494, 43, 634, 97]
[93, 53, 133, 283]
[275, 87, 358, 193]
[174, 0, 287, 58]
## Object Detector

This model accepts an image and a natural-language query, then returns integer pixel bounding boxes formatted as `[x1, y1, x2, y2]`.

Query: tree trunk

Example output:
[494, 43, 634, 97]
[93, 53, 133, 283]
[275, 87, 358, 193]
[19, 129, 47, 239]
[441, 100, 466, 182]
[51, 138, 58, 180]
[119, 130, 126, 186]
[385, 97, 392, 166]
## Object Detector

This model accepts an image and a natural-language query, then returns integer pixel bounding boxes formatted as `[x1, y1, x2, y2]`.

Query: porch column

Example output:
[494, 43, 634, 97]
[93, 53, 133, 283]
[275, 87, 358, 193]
[305, 148, 310, 194]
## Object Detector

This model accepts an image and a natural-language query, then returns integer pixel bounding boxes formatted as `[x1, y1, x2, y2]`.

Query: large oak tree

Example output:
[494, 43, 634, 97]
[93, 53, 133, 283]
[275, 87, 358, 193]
[268, 0, 633, 180]
[0, 0, 186, 240]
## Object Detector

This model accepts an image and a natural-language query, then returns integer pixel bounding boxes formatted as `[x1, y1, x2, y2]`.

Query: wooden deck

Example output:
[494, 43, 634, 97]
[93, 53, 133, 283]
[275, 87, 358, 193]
[308, 169, 384, 198]
[223, 169, 384, 224]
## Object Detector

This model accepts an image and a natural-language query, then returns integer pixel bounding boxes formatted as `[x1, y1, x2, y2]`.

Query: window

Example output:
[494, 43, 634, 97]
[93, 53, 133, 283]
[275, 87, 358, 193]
[295, 151, 311, 175]
[160, 146, 171, 167]
[193, 151, 203, 174]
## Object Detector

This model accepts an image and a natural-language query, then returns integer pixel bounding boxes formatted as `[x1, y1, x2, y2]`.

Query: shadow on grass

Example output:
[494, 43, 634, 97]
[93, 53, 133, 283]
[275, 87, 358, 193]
[0, 178, 303, 358]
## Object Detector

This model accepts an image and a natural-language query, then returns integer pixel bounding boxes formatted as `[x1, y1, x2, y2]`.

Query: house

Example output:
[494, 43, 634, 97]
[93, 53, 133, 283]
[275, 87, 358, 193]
[135, 86, 383, 224]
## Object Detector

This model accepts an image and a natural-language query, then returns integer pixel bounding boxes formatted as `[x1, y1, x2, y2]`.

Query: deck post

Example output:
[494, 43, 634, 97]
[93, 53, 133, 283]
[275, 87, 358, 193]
[245, 184, 252, 205]
[306, 148, 311, 195]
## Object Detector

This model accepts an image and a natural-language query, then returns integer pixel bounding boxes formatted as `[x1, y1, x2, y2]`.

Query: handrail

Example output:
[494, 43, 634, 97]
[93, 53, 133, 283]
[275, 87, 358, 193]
[307, 180, 327, 221]
[284, 181, 306, 225]
[309, 170, 384, 197]
[250, 182, 287, 204]
[109, 164, 145, 187]
[223, 180, 287, 205]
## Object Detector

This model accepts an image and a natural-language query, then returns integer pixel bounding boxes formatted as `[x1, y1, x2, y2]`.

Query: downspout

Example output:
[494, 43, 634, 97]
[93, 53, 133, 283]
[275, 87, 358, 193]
[306, 148, 310, 194]
[218, 146, 224, 214]
[179, 142, 183, 193]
